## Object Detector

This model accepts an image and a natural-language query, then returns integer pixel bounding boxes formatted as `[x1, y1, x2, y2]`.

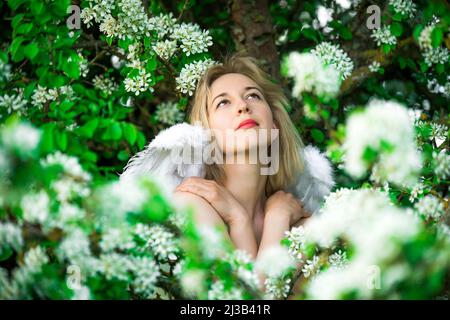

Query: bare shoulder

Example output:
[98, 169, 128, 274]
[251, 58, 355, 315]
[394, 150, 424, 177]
[172, 191, 225, 227]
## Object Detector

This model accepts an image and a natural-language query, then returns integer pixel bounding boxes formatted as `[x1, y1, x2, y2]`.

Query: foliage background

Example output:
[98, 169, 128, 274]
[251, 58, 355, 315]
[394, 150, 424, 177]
[0, 0, 448, 300]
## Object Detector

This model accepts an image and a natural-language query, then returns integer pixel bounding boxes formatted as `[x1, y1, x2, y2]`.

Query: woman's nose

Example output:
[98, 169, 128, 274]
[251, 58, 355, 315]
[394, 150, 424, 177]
[237, 100, 251, 114]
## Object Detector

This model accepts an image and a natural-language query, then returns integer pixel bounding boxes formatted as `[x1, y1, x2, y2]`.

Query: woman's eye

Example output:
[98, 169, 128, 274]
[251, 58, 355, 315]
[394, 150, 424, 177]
[217, 100, 229, 108]
[247, 93, 260, 100]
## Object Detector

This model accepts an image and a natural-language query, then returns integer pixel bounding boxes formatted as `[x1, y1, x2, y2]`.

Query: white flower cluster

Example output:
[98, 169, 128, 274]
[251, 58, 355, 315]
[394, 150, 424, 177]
[31, 85, 75, 108]
[388, 0, 417, 18]
[152, 40, 177, 60]
[371, 26, 397, 46]
[422, 47, 449, 67]
[408, 182, 427, 202]
[427, 77, 450, 99]
[81, 0, 153, 40]
[255, 245, 296, 278]
[170, 23, 213, 57]
[414, 195, 445, 222]
[20, 190, 50, 224]
[284, 225, 306, 261]
[148, 12, 177, 38]
[328, 250, 348, 270]
[100, 228, 135, 252]
[418, 25, 434, 51]
[0, 92, 28, 115]
[0, 222, 23, 255]
[124, 68, 154, 96]
[41, 151, 92, 203]
[433, 151, 450, 180]
[343, 99, 422, 187]
[96, 177, 150, 228]
[226, 250, 260, 290]
[1, 121, 41, 154]
[93, 75, 118, 96]
[155, 101, 185, 125]
[302, 255, 320, 278]
[303, 188, 423, 299]
[134, 224, 179, 261]
[264, 276, 292, 299]
[0, 60, 12, 82]
[368, 61, 381, 73]
[207, 280, 244, 300]
[176, 59, 218, 96]
[311, 42, 354, 80]
[0, 246, 49, 298]
[131, 256, 161, 297]
[197, 225, 228, 260]
[283, 52, 341, 100]
[78, 52, 89, 77]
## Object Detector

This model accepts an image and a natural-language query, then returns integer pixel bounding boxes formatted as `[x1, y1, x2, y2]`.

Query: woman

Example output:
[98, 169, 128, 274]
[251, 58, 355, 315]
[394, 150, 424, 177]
[121, 53, 334, 290]
[173, 53, 311, 262]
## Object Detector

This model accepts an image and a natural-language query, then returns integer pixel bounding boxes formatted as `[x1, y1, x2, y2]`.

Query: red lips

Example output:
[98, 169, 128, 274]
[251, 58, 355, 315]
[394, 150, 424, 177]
[237, 119, 258, 130]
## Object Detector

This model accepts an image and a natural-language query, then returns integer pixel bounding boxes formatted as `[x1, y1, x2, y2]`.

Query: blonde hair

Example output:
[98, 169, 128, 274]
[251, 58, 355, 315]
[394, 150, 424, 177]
[188, 52, 305, 196]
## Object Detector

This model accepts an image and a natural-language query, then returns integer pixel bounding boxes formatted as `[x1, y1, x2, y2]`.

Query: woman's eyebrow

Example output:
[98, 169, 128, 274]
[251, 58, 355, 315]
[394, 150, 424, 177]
[211, 86, 262, 105]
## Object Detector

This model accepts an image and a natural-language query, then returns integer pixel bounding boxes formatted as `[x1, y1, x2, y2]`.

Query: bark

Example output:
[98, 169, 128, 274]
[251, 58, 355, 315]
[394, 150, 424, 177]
[229, 0, 281, 82]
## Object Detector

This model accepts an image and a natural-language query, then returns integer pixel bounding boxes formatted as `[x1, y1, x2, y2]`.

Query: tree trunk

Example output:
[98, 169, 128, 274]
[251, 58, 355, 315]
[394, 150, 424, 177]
[229, 0, 281, 82]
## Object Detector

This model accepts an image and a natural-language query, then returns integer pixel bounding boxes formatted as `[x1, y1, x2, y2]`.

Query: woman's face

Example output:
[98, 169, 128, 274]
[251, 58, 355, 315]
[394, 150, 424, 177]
[207, 73, 277, 155]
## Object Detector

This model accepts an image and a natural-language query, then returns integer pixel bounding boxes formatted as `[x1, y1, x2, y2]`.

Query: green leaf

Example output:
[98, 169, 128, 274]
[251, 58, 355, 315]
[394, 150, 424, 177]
[339, 26, 352, 40]
[56, 130, 68, 151]
[106, 36, 113, 46]
[311, 129, 324, 143]
[102, 122, 122, 140]
[78, 119, 99, 138]
[11, 14, 25, 29]
[7, 0, 28, 10]
[62, 59, 80, 79]
[118, 150, 130, 161]
[390, 23, 403, 37]
[9, 36, 25, 57]
[24, 42, 39, 60]
[123, 123, 137, 145]
[382, 44, 391, 54]
[431, 28, 443, 48]
[436, 63, 444, 74]
[31, 0, 44, 15]
[16, 23, 33, 35]
[413, 25, 424, 40]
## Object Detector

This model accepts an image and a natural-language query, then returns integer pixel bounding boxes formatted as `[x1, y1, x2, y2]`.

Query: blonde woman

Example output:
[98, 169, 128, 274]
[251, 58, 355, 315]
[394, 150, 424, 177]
[121, 53, 334, 287]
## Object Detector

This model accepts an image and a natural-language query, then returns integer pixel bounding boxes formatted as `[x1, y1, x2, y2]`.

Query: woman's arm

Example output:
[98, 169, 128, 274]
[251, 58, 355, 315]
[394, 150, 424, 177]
[255, 191, 310, 289]
[173, 191, 258, 259]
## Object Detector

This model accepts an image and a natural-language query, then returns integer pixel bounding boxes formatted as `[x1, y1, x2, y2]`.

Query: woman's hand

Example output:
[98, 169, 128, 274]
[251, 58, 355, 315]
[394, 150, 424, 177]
[174, 177, 248, 226]
[264, 190, 311, 227]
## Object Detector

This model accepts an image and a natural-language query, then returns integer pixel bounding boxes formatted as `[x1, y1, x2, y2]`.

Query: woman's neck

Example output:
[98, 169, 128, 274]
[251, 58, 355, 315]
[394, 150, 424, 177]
[221, 160, 268, 222]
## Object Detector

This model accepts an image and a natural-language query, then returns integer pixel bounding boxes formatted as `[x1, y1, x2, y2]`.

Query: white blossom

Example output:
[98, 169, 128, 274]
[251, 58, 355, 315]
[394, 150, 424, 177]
[284, 226, 306, 261]
[328, 250, 348, 270]
[148, 13, 177, 39]
[283, 52, 341, 100]
[311, 42, 354, 79]
[0, 222, 23, 254]
[93, 74, 118, 96]
[389, 0, 417, 18]
[155, 101, 185, 125]
[152, 40, 178, 60]
[124, 68, 153, 96]
[0, 92, 27, 114]
[414, 195, 445, 222]
[134, 224, 179, 261]
[208, 281, 244, 300]
[302, 255, 320, 278]
[255, 245, 296, 278]
[97, 253, 133, 281]
[433, 151, 450, 180]
[100, 228, 135, 252]
[423, 47, 449, 66]
[343, 99, 422, 187]
[0, 60, 12, 82]
[368, 61, 381, 73]
[418, 25, 434, 51]
[264, 276, 292, 299]
[170, 23, 213, 56]
[371, 26, 397, 46]
[131, 256, 161, 297]
[20, 190, 50, 224]
[176, 59, 218, 96]
[1, 122, 41, 153]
